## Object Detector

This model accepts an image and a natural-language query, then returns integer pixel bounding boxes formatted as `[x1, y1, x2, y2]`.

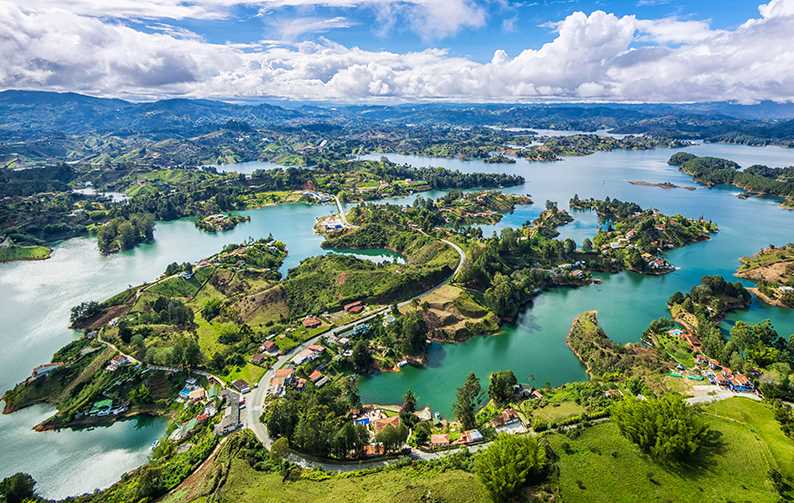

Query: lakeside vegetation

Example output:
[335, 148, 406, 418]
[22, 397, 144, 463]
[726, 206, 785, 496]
[0, 239, 51, 262]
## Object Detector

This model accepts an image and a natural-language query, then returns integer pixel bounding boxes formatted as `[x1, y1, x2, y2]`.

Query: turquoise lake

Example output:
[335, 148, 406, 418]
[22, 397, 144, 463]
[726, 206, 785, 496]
[1, 142, 794, 496]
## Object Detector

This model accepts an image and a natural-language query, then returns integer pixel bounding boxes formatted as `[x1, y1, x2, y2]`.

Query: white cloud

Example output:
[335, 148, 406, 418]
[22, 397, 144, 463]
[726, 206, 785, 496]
[15, 0, 484, 39]
[3, 1, 794, 103]
[272, 16, 355, 38]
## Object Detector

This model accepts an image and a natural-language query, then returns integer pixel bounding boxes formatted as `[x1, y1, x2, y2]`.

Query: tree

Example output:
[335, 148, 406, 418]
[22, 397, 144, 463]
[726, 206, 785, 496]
[400, 390, 417, 427]
[474, 434, 549, 501]
[582, 238, 593, 252]
[488, 370, 517, 406]
[351, 340, 372, 374]
[376, 424, 408, 453]
[0, 472, 37, 503]
[454, 373, 482, 430]
[414, 421, 432, 445]
[129, 383, 151, 405]
[612, 394, 717, 462]
[201, 298, 222, 321]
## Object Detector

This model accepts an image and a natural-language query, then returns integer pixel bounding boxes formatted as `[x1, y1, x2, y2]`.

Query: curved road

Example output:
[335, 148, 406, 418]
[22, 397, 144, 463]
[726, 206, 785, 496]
[243, 232, 466, 469]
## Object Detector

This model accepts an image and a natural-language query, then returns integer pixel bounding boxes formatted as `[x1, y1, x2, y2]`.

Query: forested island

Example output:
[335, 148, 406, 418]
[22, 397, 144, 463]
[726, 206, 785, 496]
[669, 152, 794, 208]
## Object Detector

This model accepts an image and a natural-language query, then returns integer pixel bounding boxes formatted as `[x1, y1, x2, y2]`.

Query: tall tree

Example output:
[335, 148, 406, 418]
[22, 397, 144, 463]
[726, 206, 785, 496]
[454, 373, 482, 430]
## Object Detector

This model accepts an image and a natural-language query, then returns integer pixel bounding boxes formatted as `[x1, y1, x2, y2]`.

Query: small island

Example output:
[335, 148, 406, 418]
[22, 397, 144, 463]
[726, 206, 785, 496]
[736, 244, 794, 308]
[195, 213, 251, 232]
[628, 180, 697, 191]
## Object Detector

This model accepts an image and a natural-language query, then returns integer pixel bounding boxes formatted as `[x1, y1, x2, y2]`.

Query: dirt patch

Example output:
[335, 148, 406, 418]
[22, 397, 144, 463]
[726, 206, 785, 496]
[85, 304, 130, 331]
[237, 284, 288, 322]
[737, 261, 794, 284]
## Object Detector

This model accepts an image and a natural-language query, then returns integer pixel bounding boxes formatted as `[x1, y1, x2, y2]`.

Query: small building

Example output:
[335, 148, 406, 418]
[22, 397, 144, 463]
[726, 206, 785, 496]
[344, 301, 365, 314]
[303, 316, 322, 329]
[261, 340, 279, 355]
[232, 379, 251, 394]
[459, 429, 484, 445]
[490, 408, 520, 428]
[215, 391, 241, 436]
[309, 370, 323, 383]
[372, 415, 401, 434]
[430, 434, 450, 448]
[188, 388, 206, 403]
[251, 353, 267, 365]
[314, 376, 330, 388]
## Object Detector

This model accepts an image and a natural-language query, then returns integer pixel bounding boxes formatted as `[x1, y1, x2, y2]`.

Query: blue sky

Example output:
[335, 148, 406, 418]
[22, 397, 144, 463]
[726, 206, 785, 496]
[2, 0, 794, 103]
[138, 1, 763, 61]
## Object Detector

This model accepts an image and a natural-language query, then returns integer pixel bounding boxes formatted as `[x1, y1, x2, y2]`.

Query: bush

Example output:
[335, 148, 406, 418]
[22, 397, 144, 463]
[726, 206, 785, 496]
[473, 434, 550, 501]
[612, 394, 719, 462]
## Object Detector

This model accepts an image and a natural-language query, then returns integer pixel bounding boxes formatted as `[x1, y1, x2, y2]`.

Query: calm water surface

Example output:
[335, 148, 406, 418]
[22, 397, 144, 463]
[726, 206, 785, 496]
[357, 145, 794, 416]
[2, 143, 794, 494]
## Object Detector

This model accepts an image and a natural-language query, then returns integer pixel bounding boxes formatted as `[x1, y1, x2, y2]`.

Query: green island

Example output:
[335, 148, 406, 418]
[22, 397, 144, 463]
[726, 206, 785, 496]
[195, 213, 251, 232]
[669, 152, 794, 208]
[737, 244, 794, 308]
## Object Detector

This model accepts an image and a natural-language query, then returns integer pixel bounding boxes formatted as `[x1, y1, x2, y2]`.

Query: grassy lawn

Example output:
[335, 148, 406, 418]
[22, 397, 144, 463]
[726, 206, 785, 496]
[0, 244, 51, 262]
[195, 317, 231, 357]
[223, 363, 267, 385]
[203, 459, 490, 503]
[533, 400, 585, 423]
[547, 398, 785, 502]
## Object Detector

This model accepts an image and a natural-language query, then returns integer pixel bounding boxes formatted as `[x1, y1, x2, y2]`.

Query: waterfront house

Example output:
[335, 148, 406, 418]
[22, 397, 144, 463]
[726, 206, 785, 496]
[363, 443, 385, 457]
[430, 434, 450, 448]
[372, 415, 401, 435]
[490, 408, 520, 429]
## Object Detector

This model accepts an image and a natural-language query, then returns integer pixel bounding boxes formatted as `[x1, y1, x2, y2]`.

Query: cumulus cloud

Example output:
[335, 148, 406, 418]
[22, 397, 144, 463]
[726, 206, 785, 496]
[3, 1, 794, 103]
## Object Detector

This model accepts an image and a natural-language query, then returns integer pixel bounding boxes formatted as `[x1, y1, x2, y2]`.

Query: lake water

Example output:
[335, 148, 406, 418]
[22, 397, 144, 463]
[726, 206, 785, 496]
[2, 142, 794, 494]
[356, 144, 794, 416]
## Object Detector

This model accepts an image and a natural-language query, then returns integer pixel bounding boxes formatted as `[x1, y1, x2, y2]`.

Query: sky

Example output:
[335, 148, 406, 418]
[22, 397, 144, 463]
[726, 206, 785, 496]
[1, 0, 794, 103]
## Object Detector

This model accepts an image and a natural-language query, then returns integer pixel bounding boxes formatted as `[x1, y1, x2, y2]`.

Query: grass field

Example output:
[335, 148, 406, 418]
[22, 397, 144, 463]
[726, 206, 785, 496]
[533, 400, 586, 423]
[223, 363, 267, 385]
[190, 459, 490, 503]
[0, 244, 51, 262]
[547, 398, 788, 502]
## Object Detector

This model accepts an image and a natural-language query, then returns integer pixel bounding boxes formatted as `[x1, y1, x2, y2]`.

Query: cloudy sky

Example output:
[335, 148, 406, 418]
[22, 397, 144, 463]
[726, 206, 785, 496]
[2, 0, 794, 103]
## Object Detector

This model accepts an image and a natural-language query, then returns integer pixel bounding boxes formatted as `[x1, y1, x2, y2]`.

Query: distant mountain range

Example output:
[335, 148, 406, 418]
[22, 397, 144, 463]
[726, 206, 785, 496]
[2, 90, 794, 145]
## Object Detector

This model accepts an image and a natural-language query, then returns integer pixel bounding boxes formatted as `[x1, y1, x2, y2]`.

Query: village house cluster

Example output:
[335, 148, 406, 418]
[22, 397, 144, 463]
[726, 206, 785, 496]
[669, 328, 755, 393]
